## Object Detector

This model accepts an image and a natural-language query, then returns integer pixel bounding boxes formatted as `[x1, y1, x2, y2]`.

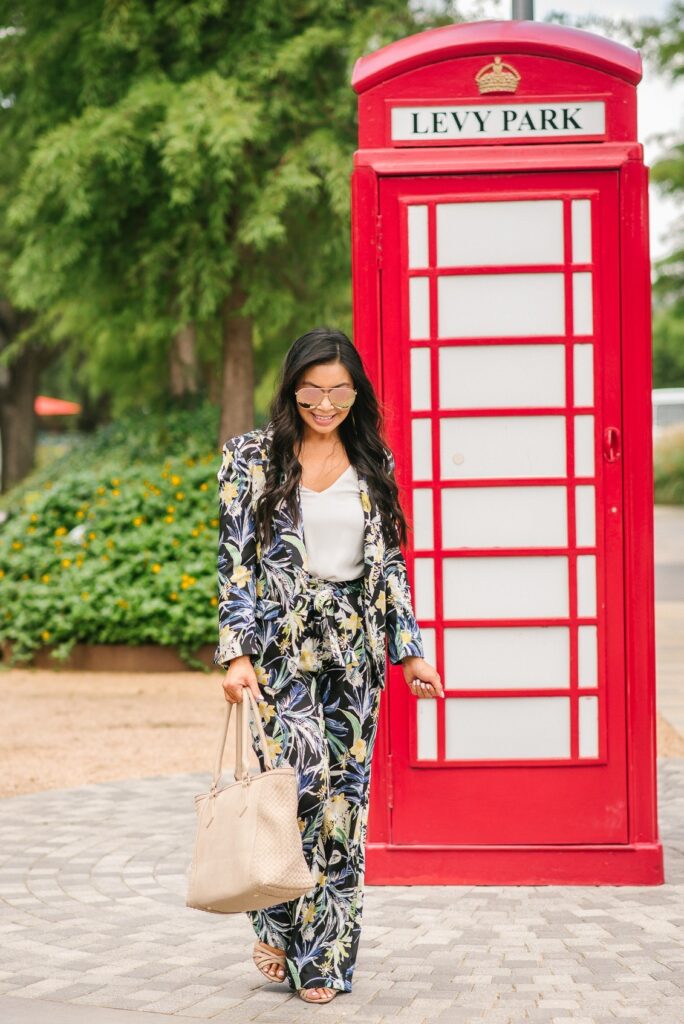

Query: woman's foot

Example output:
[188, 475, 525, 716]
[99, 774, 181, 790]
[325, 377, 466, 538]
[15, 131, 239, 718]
[252, 940, 286, 982]
[298, 986, 338, 1003]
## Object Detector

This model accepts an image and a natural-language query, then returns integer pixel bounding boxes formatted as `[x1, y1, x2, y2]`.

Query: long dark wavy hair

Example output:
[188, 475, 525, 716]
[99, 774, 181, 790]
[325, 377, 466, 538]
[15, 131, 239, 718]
[254, 326, 410, 553]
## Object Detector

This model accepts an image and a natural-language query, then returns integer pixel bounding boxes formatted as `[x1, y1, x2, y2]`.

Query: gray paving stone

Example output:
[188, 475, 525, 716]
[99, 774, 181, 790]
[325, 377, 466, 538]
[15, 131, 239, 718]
[0, 761, 681, 1022]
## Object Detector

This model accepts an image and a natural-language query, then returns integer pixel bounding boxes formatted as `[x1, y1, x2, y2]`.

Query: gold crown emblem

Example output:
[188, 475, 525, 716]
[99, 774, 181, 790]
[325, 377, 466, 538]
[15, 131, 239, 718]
[475, 56, 521, 95]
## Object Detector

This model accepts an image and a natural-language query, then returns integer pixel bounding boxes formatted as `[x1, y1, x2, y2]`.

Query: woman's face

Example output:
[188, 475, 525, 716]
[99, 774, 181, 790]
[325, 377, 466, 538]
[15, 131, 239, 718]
[294, 361, 355, 437]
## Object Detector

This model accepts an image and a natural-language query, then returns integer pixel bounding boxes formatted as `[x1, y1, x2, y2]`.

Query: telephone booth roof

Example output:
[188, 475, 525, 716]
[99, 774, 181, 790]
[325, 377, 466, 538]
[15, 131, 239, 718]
[352, 21, 642, 94]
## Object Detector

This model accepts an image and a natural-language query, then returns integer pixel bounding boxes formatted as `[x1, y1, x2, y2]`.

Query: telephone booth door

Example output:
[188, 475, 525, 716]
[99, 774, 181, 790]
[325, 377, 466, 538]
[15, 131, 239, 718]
[380, 169, 627, 845]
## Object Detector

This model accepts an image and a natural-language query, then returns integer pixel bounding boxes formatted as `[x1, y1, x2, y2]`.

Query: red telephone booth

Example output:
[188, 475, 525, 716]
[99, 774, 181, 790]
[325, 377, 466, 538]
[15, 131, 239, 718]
[352, 21, 663, 884]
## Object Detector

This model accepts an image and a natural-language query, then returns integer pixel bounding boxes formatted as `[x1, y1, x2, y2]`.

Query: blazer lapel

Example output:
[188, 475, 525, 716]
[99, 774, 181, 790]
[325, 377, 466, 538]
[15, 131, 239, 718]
[259, 420, 378, 600]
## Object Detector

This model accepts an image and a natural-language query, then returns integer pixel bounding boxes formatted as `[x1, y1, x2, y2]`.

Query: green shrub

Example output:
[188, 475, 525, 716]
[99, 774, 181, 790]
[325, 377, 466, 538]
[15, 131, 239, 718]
[0, 401, 232, 669]
[654, 427, 684, 505]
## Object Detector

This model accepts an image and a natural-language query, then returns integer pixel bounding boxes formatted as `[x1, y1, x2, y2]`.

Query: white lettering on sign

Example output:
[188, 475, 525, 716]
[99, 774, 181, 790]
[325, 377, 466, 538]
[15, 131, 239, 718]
[391, 102, 606, 141]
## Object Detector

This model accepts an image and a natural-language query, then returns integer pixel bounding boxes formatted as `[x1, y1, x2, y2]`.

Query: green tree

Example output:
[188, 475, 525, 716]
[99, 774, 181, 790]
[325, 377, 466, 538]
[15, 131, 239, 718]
[0, 0, 458, 450]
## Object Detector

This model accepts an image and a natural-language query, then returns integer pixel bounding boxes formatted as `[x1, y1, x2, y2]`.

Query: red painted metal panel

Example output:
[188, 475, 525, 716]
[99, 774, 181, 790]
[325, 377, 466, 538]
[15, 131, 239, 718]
[378, 170, 627, 845]
[352, 22, 642, 94]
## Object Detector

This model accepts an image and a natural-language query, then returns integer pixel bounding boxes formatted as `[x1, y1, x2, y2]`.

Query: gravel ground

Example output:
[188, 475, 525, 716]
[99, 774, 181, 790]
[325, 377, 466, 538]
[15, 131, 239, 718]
[0, 662, 682, 800]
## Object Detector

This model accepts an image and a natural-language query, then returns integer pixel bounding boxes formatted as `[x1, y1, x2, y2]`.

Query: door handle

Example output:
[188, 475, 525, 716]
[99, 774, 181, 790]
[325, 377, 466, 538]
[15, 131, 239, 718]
[603, 426, 621, 463]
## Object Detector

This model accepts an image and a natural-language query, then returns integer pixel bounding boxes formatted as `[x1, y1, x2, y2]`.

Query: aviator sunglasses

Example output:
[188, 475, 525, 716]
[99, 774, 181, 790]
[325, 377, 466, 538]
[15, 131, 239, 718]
[294, 385, 357, 410]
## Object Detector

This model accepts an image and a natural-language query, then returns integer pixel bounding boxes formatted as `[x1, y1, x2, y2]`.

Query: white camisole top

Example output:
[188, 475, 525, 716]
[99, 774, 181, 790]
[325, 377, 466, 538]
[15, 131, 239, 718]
[298, 464, 365, 581]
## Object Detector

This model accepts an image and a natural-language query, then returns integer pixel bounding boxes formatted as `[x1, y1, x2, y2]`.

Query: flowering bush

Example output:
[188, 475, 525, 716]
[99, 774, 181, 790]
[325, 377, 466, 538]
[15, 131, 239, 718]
[0, 403, 227, 668]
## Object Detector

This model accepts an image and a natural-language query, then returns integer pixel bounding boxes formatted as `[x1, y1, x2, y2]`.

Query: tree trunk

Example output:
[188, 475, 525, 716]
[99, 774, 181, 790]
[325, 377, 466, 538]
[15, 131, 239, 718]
[219, 288, 254, 445]
[0, 339, 41, 493]
[169, 322, 198, 397]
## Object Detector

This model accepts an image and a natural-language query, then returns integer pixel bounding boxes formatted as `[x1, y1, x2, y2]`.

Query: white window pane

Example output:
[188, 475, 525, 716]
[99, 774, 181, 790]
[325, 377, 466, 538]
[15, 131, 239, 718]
[437, 200, 564, 267]
[573, 344, 594, 406]
[408, 204, 429, 269]
[411, 347, 431, 410]
[572, 199, 592, 264]
[441, 415, 567, 480]
[414, 557, 435, 619]
[413, 487, 434, 549]
[445, 626, 570, 689]
[575, 485, 596, 547]
[577, 555, 597, 617]
[445, 697, 570, 759]
[420, 626, 437, 668]
[579, 695, 599, 757]
[574, 415, 595, 477]
[412, 419, 432, 480]
[442, 486, 567, 548]
[439, 344, 565, 409]
[416, 699, 438, 760]
[438, 273, 565, 338]
[443, 556, 569, 619]
[573, 272, 593, 336]
[409, 276, 430, 339]
[578, 625, 598, 687]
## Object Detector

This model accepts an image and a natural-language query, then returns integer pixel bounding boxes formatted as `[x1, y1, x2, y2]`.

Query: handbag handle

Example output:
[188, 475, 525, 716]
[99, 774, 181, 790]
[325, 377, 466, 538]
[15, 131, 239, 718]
[210, 689, 274, 795]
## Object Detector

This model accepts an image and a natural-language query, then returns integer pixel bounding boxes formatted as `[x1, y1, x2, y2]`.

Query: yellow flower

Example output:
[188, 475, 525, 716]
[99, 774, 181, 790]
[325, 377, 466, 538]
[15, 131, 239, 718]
[230, 565, 251, 589]
[81, 591, 90, 600]
[21, 572, 29, 579]
[12, 540, 23, 550]
[111, 488, 120, 496]
[42, 630, 51, 641]
[26, 526, 36, 535]
[41, 574, 50, 583]
[171, 538, 179, 547]
[220, 480, 238, 504]
[30, 513, 39, 522]
[76, 510, 85, 519]
[350, 737, 367, 763]
[170, 474, 182, 486]
[266, 737, 282, 761]
[0, 569, 4, 578]
[89, 531, 97, 540]
[175, 491, 184, 500]
[111, 478, 120, 486]
[257, 698, 275, 722]
[164, 515, 174, 524]
[116, 598, 128, 609]
[166, 506, 175, 514]
[106, 538, 114, 548]
[302, 902, 316, 925]
[170, 592, 178, 601]
[210, 518, 219, 528]
[191, 528, 199, 537]
[55, 526, 67, 536]
[151, 563, 161, 573]
[101, 554, 109, 562]
[96, 486, 106, 495]
[210, 595, 218, 606]
[61, 558, 72, 568]
[199, 482, 208, 491]
[133, 517, 143, 527]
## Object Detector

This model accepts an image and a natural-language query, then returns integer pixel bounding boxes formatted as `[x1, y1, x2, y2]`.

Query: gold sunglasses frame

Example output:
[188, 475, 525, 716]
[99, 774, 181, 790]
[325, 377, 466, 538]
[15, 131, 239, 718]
[294, 385, 358, 411]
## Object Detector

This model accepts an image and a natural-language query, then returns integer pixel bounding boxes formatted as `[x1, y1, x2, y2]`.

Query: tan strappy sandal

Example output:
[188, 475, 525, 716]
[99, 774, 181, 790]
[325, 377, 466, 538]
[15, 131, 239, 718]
[298, 986, 338, 1003]
[252, 940, 286, 983]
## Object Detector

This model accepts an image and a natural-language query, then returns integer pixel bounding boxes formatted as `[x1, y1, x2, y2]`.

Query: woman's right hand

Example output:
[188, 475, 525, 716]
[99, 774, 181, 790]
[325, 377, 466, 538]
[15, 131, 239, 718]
[222, 654, 261, 704]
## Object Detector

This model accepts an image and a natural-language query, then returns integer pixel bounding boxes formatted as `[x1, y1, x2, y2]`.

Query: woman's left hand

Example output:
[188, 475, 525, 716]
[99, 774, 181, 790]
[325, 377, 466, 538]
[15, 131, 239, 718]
[401, 656, 444, 699]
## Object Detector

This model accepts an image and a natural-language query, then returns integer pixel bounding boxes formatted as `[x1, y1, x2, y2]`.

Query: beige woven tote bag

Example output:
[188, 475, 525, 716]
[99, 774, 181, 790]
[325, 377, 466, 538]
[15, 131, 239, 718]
[186, 687, 315, 914]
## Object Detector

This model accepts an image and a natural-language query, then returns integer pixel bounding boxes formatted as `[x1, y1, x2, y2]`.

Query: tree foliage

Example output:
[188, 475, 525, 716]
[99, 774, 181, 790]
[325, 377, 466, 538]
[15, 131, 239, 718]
[0, 0, 458, 413]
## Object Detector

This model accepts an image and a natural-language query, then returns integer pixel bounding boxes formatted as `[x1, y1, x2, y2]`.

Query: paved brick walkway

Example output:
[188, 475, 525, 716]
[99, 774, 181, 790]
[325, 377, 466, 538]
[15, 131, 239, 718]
[0, 761, 682, 1024]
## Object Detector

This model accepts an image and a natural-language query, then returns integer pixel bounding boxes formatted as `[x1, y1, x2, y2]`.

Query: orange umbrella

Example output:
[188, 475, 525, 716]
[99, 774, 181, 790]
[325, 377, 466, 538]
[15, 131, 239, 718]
[34, 396, 82, 416]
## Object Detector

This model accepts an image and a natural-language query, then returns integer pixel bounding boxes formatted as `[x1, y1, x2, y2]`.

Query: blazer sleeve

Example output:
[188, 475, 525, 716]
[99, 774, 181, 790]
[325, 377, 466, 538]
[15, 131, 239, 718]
[213, 436, 260, 669]
[383, 448, 425, 665]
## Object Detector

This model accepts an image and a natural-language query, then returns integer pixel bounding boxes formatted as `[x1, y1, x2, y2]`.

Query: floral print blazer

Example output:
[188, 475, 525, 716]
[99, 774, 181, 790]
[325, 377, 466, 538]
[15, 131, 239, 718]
[214, 420, 424, 693]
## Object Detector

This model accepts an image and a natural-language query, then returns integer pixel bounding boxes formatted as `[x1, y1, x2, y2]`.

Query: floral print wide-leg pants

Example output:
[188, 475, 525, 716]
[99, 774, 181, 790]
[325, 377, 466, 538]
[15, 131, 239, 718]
[245, 573, 383, 994]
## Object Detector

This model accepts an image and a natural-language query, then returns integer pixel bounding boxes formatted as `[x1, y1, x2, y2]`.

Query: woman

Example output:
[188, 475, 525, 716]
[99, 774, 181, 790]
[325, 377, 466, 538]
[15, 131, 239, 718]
[214, 326, 442, 1004]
